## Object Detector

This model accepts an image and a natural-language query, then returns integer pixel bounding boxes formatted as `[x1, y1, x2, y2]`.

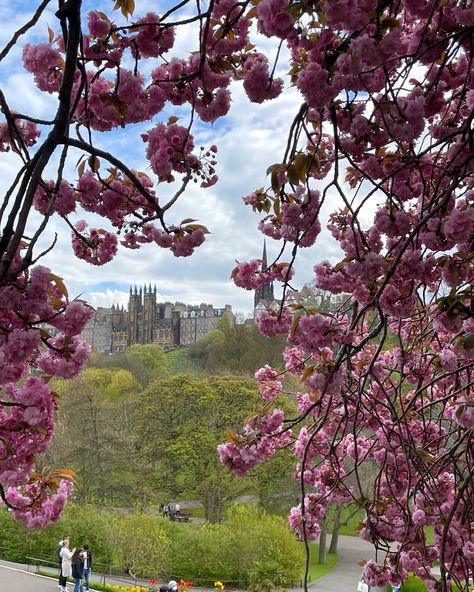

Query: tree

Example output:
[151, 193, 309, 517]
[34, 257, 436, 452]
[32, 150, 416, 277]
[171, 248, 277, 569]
[125, 344, 169, 380]
[42, 368, 141, 505]
[0, 2, 471, 592]
[90, 345, 169, 386]
[188, 319, 287, 375]
[136, 374, 293, 521]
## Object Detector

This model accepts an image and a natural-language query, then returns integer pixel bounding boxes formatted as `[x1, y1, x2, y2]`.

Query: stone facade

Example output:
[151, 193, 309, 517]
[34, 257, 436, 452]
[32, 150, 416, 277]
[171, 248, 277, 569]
[81, 286, 235, 353]
[286, 283, 349, 311]
[80, 307, 113, 354]
[180, 303, 234, 345]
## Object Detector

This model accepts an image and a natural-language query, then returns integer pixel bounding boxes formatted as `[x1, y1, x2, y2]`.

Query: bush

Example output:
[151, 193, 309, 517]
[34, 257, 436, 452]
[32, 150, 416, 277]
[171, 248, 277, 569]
[0, 505, 113, 566]
[223, 504, 304, 586]
[1, 504, 304, 586]
[107, 514, 171, 578]
[145, 505, 304, 586]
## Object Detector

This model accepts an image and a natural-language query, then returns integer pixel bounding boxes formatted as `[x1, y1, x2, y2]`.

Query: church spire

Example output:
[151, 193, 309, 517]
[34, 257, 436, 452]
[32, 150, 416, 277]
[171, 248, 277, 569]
[262, 240, 268, 271]
[254, 241, 274, 309]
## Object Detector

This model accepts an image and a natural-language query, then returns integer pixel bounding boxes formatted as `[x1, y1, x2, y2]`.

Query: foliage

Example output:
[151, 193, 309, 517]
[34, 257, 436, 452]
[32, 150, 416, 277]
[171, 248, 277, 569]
[0, 504, 113, 565]
[0, 504, 306, 587]
[90, 346, 169, 386]
[158, 504, 304, 585]
[125, 345, 169, 381]
[164, 348, 204, 376]
[108, 514, 171, 579]
[187, 319, 287, 375]
[42, 369, 141, 506]
[135, 375, 295, 520]
[223, 505, 304, 585]
[399, 576, 428, 592]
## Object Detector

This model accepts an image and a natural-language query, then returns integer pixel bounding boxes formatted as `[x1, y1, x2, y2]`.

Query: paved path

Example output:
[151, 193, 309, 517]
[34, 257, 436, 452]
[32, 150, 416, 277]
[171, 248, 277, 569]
[0, 561, 62, 592]
[0, 559, 149, 592]
[307, 535, 381, 592]
[0, 536, 381, 592]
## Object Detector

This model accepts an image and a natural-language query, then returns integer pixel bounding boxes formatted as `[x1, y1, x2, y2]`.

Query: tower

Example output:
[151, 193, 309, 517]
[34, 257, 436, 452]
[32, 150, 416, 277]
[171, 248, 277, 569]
[128, 285, 141, 344]
[254, 241, 275, 308]
[142, 283, 157, 343]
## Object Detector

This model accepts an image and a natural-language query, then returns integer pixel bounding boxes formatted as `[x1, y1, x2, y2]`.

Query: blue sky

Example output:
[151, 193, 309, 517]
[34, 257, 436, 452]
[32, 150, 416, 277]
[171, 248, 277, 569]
[0, 0, 343, 315]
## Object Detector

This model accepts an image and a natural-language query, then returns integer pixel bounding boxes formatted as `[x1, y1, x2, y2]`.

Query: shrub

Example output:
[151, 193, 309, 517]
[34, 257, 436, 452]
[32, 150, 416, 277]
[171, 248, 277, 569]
[0, 504, 303, 586]
[107, 514, 171, 578]
[0, 505, 113, 565]
[223, 504, 304, 585]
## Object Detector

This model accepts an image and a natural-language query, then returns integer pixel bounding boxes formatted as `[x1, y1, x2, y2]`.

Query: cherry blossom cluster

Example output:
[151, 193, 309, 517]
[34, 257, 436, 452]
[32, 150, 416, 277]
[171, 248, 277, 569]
[215, 0, 474, 589]
[0, 254, 93, 526]
[0, 117, 40, 154]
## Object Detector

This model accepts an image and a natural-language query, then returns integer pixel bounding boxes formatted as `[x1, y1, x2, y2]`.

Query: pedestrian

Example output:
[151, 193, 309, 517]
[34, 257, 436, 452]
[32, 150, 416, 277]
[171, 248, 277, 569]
[59, 539, 74, 592]
[71, 547, 84, 592]
[175, 503, 181, 517]
[82, 544, 93, 592]
[57, 536, 69, 589]
[168, 580, 178, 592]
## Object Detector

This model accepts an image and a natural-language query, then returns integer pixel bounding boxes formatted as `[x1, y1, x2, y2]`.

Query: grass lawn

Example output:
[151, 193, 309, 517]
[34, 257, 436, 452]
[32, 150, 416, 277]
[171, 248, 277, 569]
[298, 544, 338, 582]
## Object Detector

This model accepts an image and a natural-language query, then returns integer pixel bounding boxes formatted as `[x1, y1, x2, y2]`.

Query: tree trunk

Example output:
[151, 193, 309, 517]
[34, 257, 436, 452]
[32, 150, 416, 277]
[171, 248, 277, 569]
[204, 487, 222, 523]
[329, 505, 342, 554]
[318, 522, 327, 564]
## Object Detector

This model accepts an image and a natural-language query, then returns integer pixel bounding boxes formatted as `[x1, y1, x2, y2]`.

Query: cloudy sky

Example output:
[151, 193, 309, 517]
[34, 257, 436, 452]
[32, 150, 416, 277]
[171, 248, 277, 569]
[0, 0, 345, 316]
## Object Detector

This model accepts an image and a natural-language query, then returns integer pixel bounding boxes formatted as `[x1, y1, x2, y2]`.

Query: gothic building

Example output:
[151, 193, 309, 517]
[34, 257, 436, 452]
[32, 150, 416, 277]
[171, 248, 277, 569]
[253, 242, 278, 320]
[81, 286, 235, 354]
[254, 241, 275, 309]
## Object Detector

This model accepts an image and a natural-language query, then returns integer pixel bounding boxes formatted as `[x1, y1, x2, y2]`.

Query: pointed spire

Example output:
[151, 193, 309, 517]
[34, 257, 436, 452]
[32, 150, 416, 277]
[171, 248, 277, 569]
[154, 284, 157, 294]
[129, 286, 132, 295]
[261, 240, 268, 271]
[134, 285, 137, 295]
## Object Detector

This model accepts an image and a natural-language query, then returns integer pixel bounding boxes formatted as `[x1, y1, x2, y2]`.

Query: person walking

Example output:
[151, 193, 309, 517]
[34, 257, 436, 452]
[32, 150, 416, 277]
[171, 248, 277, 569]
[71, 547, 84, 592]
[59, 539, 74, 592]
[82, 544, 93, 592]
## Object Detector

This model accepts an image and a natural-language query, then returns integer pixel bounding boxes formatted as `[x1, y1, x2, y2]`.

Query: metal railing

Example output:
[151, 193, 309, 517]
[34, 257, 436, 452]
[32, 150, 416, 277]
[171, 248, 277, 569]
[25, 555, 152, 589]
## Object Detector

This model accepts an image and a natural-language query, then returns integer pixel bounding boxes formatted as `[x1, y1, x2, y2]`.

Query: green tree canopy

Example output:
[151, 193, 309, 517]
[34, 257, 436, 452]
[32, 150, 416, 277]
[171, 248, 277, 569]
[43, 368, 142, 506]
[188, 319, 287, 375]
[135, 375, 295, 521]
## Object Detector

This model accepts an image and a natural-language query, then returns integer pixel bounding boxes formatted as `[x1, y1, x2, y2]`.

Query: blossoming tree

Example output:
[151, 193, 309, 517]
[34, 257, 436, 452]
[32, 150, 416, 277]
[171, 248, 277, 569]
[0, 0, 472, 590]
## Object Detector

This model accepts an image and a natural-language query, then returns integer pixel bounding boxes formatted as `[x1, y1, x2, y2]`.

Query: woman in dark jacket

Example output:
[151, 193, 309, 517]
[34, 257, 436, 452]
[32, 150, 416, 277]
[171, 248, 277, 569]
[71, 547, 84, 592]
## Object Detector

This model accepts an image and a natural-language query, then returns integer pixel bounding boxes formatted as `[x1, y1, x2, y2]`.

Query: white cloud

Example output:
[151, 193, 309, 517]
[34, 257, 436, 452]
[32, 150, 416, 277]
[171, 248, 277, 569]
[0, 2, 351, 317]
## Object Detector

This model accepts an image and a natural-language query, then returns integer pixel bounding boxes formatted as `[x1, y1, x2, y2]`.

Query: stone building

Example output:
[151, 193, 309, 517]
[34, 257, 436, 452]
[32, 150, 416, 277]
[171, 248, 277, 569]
[81, 285, 235, 353]
[179, 303, 234, 345]
[80, 307, 113, 354]
[286, 282, 350, 311]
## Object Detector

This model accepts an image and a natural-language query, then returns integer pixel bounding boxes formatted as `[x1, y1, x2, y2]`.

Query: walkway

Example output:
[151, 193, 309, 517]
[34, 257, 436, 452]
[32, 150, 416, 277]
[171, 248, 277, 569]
[0, 561, 62, 592]
[306, 535, 381, 592]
